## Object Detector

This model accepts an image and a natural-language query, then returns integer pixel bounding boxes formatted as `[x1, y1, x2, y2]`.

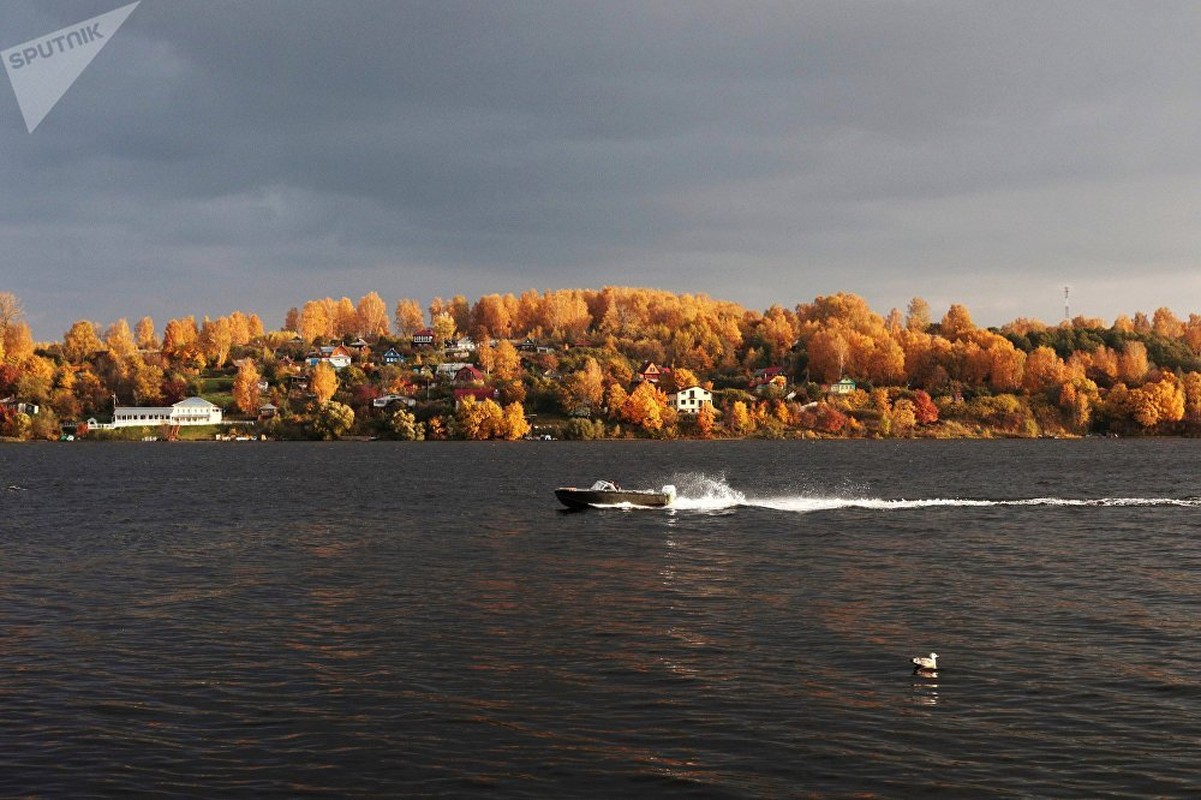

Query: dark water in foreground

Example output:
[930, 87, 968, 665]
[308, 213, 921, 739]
[3, 439, 1201, 798]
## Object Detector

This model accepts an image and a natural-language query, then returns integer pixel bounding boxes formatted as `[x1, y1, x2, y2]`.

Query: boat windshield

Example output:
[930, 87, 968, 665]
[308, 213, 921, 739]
[589, 480, 620, 491]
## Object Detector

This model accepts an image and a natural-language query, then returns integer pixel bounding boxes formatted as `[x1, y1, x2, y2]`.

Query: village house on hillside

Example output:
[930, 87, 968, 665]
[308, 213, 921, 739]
[435, 362, 475, 381]
[636, 361, 667, 384]
[453, 387, 498, 408]
[1, 396, 39, 416]
[444, 337, 477, 357]
[669, 386, 713, 415]
[453, 365, 485, 386]
[412, 328, 435, 347]
[306, 345, 353, 370]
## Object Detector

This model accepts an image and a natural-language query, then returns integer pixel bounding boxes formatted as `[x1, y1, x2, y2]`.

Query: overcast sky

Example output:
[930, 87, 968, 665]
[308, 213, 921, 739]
[5, 1, 1201, 340]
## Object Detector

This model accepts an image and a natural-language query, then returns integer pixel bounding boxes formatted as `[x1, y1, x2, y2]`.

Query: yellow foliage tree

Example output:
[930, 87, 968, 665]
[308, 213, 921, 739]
[940, 304, 976, 340]
[310, 361, 338, 405]
[620, 380, 671, 434]
[356, 292, 390, 338]
[491, 339, 521, 382]
[501, 401, 531, 440]
[394, 298, 425, 337]
[3, 321, 34, 365]
[562, 357, 604, 416]
[162, 316, 199, 357]
[432, 312, 457, 346]
[200, 316, 233, 367]
[102, 319, 136, 360]
[135, 316, 157, 349]
[300, 300, 332, 343]
[1183, 372, 1201, 422]
[456, 396, 504, 440]
[131, 358, 164, 405]
[1132, 376, 1184, 428]
[728, 400, 755, 436]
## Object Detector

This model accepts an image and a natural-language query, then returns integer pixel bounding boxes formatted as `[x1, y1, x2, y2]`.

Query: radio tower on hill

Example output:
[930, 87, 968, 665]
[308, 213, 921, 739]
[1064, 286, 1070, 323]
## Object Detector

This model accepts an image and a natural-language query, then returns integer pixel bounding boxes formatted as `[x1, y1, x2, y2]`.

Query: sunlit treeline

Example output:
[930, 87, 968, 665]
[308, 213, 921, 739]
[6, 286, 1201, 439]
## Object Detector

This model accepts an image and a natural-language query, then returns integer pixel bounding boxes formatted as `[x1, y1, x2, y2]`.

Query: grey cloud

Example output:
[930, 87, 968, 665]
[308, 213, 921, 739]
[4, 1, 1201, 337]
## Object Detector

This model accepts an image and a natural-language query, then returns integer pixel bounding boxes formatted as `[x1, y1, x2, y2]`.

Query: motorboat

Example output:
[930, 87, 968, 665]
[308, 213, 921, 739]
[555, 480, 676, 510]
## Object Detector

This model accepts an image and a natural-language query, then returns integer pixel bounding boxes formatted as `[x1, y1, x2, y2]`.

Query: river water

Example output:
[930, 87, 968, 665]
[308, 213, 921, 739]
[3, 439, 1201, 797]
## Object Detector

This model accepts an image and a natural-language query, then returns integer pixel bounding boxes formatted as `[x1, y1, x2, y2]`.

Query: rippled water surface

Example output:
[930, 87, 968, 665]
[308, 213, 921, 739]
[4, 439, 1201, 797]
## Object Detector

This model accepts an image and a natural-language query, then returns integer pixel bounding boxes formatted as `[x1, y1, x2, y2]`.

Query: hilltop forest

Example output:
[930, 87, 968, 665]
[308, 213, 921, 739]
[2, 287, 1201, 441]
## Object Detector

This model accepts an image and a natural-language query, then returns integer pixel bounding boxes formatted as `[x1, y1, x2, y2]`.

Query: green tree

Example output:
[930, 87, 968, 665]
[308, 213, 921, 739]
[314, 401, 355, 439]
[388, 408, 424, 440]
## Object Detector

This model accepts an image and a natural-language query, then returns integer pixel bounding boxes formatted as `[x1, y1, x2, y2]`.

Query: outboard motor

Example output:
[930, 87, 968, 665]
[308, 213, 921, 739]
[662, 484, 677, 505]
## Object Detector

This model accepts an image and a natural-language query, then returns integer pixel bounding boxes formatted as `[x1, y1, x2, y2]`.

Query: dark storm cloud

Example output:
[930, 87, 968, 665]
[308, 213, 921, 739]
[4, 1, 1201, 336]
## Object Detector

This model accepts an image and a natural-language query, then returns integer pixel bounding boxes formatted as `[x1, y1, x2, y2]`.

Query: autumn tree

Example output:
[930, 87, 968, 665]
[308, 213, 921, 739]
[806, 329, 850, 382]
[561, 357, 604, 416]
[1184, 372, 1201, 422]
[394, 298, 425, 337]
[1152, 307, 1184, 339]
[233, 360, 262, 415]
[912, 390, 939, 425]
[3, 321, 34, 365]
[162, 316, 199, 357]
[101, 319, 135, 361]
[455, 396, 504, 440]
[500, 401, 531, 440]
[662, 366, 700, 394]
[1118, 341, 1149, 385]
[356, 292, 390, 338]
[605, 383, 628, 420]
[63, 320, 105, 364]
[310, 361, 338, 405]
[1022, 346, 1066, 393]
[1132, 376, 1184, 429]
[328, 297, 354, 337]
[620, 380, 673, 435]
[0, 292, 24, 337]
[469, 294, 514, 341]
[906, 297, 931, 331]
[131, 359, 165, 405]
[940, 304, 976, 341]
[299, 300, 332, 343]
[135, 316, 157, 349]
[200, 316, 233, 367]
[491, 339, 522, 382]
[432, 312, 457, 346]
[891, 398, 917, 434]
[695, 401, 716, 438]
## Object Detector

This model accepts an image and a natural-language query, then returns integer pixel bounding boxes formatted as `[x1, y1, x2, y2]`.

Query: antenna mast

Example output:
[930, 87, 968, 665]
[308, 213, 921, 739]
[1064, 286, 1070, 322]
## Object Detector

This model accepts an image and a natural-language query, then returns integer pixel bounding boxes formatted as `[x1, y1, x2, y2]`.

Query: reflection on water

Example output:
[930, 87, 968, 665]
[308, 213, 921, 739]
[3, 440, 1201, 797]
[910, 670, 940, 707]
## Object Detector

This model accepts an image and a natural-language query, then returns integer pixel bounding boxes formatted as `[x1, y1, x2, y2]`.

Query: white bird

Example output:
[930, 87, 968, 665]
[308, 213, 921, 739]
[911, 652, 938, 670]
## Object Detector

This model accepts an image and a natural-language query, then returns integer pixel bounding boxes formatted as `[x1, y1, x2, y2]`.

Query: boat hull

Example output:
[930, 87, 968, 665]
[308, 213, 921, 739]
[555, 488, 672, 509]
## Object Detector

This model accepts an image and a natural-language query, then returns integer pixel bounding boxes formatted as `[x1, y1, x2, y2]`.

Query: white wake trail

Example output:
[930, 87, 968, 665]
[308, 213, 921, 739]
[664, 473, 1201, 514]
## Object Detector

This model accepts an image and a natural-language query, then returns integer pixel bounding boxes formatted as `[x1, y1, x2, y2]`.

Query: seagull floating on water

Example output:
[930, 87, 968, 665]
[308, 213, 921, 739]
[911, 652, 938, 671]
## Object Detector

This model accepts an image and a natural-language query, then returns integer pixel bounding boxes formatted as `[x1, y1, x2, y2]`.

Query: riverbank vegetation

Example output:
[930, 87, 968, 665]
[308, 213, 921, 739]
[3, 288, 1201, 441]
